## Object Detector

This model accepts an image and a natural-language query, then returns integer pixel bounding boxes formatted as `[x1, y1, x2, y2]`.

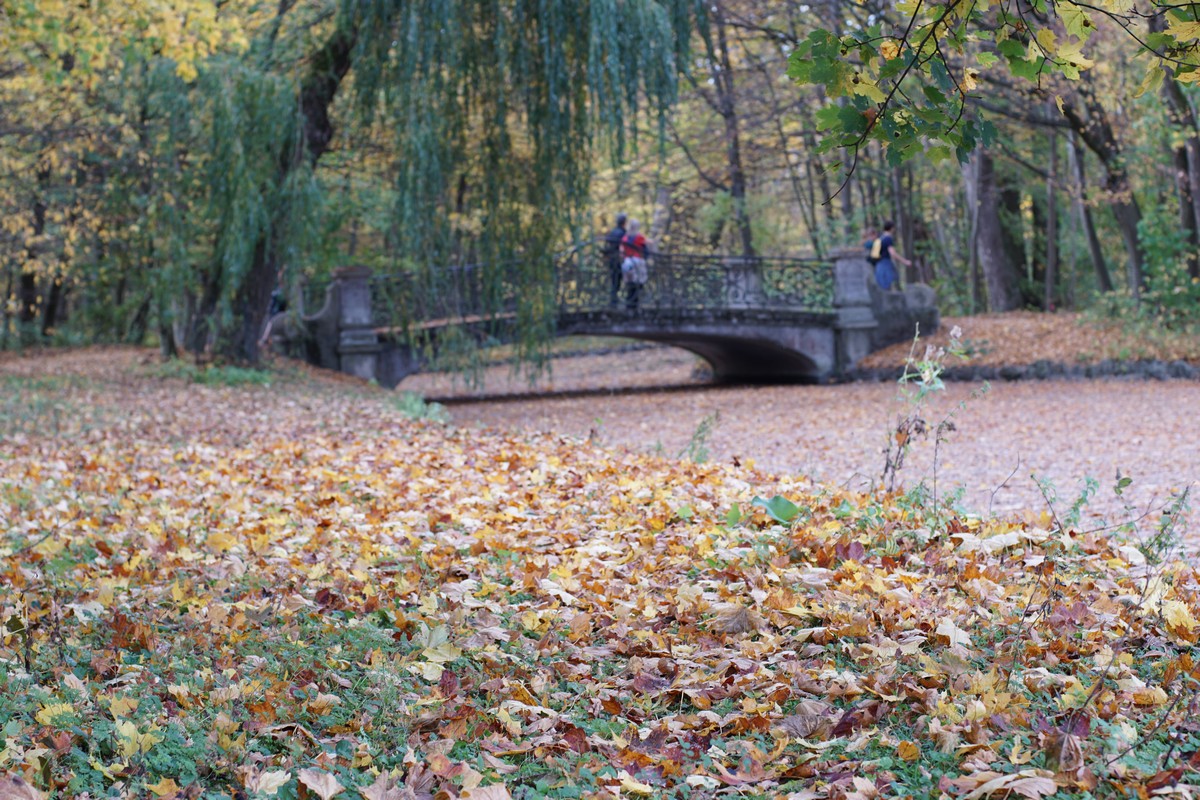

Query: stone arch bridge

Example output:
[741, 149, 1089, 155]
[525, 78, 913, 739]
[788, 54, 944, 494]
[278, 247, 939, 386]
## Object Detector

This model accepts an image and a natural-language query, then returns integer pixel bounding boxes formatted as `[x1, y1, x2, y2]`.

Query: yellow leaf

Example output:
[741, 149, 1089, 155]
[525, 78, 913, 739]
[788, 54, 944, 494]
[880, 40, 900, 60]
[1164, 599, 1198, 632]
[115, 720, 163, 757]
[851, 80, 887, 103]
[897, 740, 920, 761]
[109, 696, 138, 718]
[618, 772, 656, 795]
[145, 777, 180, 797]
[1133, 686, 1169, 706]
[35, 702, 75, 726]
[1166, 19, 1200, 40]
[1036, 28, 1058, 54]
[1056, 40, 1095, 69]
[1133, 64, 1165, 98]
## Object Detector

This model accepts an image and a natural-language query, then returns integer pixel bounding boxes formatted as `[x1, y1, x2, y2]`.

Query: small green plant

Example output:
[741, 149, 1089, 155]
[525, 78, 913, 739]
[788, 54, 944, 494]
[678, 410, 719, 463]
[881, 325, 969, 492]
[147, 360, 272, 387]
[390, 391, 450, 423]
[1139, 486, 1190, 566]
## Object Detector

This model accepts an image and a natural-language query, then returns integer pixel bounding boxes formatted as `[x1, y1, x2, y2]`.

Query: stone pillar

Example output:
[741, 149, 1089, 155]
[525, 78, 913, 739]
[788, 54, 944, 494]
[334, 266, 381, 382]
[723, 257, 763, 309]
[831, 248, 878, 374]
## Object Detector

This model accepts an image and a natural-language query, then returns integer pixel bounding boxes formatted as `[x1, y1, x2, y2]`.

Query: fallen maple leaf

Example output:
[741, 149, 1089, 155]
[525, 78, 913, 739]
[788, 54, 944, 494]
[144, 776, 181, 797]
[953, 770, 1058, 800]
[299, 769, 343, 800]
[248, 770, 292, 796]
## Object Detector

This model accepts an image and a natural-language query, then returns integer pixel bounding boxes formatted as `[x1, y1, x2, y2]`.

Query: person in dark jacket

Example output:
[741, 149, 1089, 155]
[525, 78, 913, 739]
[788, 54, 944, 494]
[602, 213, 627, 307]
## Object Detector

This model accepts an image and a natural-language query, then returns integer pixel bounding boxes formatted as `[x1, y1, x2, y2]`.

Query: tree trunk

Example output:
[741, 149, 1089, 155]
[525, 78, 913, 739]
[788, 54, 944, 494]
[220, 25, 358, 363]
[1045, 120, 1059, 311]
[41, 278, 63, 336]
[975, 150, 1022, 311]
[710, 2, 755, 258]
[1067, 132, 1113, 293]
[650, 184, 673, 245]
[1060, 85, 1144, 297]
[1161, 73, 1200, 278]
[19, 172, 48, 325]
[962, 155, 982, 314]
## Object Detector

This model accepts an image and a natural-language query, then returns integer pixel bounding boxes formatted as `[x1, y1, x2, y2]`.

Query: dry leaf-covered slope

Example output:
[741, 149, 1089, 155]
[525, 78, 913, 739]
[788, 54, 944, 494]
[859, 311, 1200, 370]
[1, 349, 1198, 799]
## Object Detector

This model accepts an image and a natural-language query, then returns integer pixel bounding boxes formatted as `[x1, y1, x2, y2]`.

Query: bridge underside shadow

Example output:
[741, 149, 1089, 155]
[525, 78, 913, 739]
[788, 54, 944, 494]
[558, 310, 837, 383]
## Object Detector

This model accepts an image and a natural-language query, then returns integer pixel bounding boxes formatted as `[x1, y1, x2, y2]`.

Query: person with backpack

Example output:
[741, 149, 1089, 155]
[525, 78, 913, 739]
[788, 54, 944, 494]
[602, 213, 627, 307]
[867, 220, 912, 291]
[620, 219, 650, 310]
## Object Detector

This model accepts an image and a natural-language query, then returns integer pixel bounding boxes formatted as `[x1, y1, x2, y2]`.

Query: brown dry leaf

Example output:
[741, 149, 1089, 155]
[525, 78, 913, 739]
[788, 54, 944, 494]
[298, 769, 344, 800]
[959, 770, 1058, 800]
[358, 772, 404, 800]
[709, 604, 761, 634]
[777, 713, 833, 740]
[1047, 732, 1085, 773]
[462, 785, 512, 800]
[0, 776, 45, 800]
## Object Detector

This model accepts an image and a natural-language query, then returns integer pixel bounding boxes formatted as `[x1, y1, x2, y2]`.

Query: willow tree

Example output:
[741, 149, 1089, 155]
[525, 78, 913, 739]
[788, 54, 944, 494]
[208, 0, 703, 364]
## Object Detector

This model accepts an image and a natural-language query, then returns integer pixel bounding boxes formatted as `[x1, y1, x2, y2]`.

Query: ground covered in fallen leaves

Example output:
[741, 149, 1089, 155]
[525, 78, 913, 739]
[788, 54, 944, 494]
[3, 349, 1200, 799]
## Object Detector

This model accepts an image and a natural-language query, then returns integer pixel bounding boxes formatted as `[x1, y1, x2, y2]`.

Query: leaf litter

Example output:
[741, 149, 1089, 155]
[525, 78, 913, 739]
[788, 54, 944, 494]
[1, 348, 1199, 798]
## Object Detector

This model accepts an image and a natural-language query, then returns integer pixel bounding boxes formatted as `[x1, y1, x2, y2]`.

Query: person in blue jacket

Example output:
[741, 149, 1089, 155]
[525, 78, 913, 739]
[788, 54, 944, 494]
[868, 221, 913, 291]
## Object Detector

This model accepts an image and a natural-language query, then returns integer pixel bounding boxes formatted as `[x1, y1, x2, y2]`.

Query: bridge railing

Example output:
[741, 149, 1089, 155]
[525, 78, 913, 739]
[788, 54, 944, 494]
[555, 247, 834, 314]
[302, 246, 834, 335]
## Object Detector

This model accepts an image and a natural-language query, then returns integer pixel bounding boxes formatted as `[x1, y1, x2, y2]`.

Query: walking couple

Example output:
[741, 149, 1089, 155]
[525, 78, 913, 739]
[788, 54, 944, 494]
[602, 213, 651, 310]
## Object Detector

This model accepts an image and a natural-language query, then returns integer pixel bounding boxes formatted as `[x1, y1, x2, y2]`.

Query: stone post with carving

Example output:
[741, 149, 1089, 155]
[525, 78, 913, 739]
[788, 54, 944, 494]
[831, 247, 879, 374]
[334, 265, 381, 382]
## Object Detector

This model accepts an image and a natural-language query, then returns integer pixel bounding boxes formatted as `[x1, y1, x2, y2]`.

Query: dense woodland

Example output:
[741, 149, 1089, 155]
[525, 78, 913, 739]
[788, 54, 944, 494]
[4, 0, 1200, 364]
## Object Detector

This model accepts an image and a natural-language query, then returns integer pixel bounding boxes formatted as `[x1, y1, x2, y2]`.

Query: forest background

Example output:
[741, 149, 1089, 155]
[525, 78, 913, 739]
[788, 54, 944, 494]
[3, 0, 1200, 365]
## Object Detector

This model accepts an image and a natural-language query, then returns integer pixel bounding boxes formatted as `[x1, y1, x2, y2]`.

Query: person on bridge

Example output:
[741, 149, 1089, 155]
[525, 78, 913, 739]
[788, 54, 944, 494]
[868, 220, 912, 292]
[621, 219, 650, 311]
[602, 213, 627, 307]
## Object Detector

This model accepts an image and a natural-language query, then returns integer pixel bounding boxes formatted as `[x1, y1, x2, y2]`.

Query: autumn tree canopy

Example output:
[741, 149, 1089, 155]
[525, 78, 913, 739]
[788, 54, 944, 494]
[3, 0, 1200, 358]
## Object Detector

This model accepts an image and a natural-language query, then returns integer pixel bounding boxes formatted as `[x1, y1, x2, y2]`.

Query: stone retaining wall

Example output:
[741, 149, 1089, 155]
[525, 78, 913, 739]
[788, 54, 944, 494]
[846, 358, 1200, 384]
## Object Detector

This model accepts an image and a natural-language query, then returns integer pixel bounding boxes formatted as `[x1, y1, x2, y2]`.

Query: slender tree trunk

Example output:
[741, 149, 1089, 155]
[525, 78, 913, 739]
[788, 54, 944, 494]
[962, 154, 982, 314]
[1067, 132, 1113, 293]
[710, 2, 755, 258]
[975, 150, 1022, 311]
[1060, 86, 1144, 297]
[1161, 76, 1200, 278]
[1045, 120, 1059, 311]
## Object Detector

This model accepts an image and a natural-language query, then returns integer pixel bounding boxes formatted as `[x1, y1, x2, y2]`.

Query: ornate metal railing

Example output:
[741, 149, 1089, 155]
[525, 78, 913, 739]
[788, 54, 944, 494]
[555, 246, 833, 314]
[302, 245, 834, 333]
